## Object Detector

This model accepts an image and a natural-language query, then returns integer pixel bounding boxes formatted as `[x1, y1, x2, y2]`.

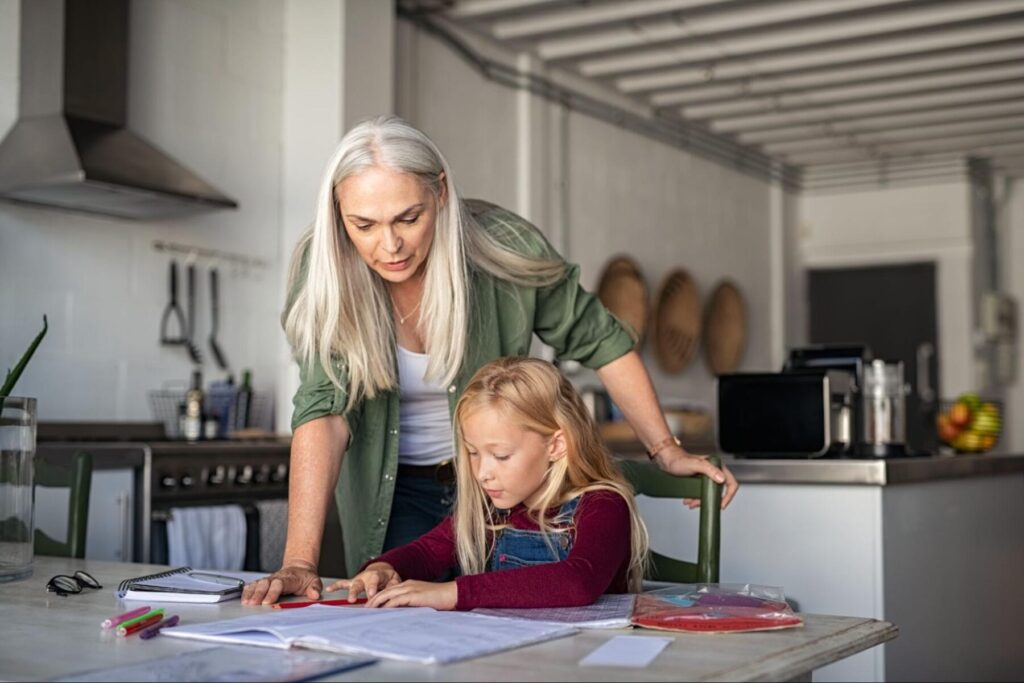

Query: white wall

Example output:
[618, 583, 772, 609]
[394, 18, 780, 415]
[0, 0, 286, 421]
[799, 181, 977, 398]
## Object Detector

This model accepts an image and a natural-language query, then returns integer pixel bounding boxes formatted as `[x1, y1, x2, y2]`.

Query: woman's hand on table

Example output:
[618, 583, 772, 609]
[654, 445, 739, 510]
[242, 561, 322, 606]
[324, 562, 401, 603]
[364, 579, 457, 610]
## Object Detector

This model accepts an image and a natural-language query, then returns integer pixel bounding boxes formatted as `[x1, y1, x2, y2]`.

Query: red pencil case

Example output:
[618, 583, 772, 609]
[631, 585, 804, 634]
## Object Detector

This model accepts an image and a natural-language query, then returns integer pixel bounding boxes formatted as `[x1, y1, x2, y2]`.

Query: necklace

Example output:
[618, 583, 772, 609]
[393, 298, 421, 325]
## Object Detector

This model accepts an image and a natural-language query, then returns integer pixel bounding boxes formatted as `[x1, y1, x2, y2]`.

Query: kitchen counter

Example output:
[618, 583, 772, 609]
[611, 441, 1024, 486]
[620, 441, 1024, 681]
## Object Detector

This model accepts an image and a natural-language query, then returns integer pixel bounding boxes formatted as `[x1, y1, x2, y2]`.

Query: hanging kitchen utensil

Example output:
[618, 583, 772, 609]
[703, 279, 747, 375]
[652, 269, 702, 374]
[159, 260, 188, 346]
[596, 255, 648, 348]
[185, 262, 203, 365]
[208, 267, 229, 370]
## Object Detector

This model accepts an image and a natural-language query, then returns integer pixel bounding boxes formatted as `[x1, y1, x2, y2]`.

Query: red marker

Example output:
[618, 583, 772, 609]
[273, 597, 368, 609]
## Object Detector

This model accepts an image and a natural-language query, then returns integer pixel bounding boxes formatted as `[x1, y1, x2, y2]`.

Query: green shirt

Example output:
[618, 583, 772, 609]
[288, 200, 634, 574]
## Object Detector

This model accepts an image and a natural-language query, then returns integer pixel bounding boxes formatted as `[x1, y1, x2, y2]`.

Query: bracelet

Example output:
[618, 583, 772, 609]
[646, 435, 681, 461]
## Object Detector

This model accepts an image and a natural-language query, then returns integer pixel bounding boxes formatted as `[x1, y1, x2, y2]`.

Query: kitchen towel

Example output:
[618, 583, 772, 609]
[255, 499, 288, 573]
[167, 505, 247, 571]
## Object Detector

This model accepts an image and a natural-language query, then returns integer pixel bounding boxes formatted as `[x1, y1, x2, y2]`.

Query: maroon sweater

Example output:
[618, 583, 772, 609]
[368, 491, 632, 611]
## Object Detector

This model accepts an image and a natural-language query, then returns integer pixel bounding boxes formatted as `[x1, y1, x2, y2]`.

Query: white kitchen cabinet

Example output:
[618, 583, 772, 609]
[635, 467, 1024, 682]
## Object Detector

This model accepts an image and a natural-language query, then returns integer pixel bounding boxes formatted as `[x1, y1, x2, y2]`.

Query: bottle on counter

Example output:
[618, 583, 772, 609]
[183, 370, 204, 442]
[234, 369, 253, 432]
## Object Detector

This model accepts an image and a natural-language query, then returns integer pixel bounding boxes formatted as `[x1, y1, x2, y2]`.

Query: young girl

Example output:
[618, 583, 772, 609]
[325, 357, 650, 611]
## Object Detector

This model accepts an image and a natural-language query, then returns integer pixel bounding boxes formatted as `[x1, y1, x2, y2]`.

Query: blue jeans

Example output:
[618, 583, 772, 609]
[490, 497, 580, 571]
[383, 474, 456, 552]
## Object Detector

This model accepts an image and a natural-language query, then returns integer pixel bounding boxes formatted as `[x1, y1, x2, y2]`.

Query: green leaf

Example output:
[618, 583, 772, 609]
[1, 315, 48, 399]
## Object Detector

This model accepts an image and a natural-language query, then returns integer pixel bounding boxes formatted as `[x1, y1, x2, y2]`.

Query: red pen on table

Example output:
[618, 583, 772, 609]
[101, 605, 151, 630]
[139, 615, 180, 640]
[117, 611, 164, 637]
[273, 597, 368, 609]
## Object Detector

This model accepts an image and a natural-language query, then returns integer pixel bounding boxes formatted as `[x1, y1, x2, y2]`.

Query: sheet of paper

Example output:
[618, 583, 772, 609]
[165, 604, 578, 664]
[473, 594, 636, 629]
[579, 635, 673, 668]
[56, 645, 375, 682]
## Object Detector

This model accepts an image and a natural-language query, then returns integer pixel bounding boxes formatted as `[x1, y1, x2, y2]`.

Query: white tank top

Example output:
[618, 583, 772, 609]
[397, 346, 454, 465]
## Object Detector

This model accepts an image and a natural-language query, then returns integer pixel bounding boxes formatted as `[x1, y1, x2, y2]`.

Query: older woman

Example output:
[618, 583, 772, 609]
[242, 116, 738, 605]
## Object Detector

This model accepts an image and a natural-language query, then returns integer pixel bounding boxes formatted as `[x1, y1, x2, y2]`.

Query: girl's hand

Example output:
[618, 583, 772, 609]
[324, 562, 401, 602]
[654, 446, 739, 510]
[365, 580, 458, 610]
[242, 561, 322, 606]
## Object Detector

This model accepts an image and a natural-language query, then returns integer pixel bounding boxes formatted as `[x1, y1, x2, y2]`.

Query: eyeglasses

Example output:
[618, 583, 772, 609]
[46, 570, 103, 596]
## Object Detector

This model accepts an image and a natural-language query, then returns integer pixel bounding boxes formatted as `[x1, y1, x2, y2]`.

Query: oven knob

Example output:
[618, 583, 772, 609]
[235, 465, 254, 485]
[270, 464, 288, 483]
[254, 464, 271, 484]
[180, 474, 195, 488]
[207, 465, 226, 486]
[159, 474, 177, 490]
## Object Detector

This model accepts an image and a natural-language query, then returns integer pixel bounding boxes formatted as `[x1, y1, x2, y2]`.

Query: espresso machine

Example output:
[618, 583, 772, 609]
[717, 345, 910, 458]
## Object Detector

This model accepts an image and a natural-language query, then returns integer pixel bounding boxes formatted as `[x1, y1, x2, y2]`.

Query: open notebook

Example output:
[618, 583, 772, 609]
[164, 604, 576, 664]
[117, 567, 250, 603]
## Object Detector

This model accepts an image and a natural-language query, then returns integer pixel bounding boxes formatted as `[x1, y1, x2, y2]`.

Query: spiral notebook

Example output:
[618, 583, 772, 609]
[117, 566, 247, 603]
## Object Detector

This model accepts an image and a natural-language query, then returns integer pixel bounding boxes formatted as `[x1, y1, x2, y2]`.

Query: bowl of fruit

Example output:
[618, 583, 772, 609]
[935, 393, 1002, 453]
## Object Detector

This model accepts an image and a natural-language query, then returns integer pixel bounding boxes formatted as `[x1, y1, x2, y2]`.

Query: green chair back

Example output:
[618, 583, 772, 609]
[620, 455, 721, 583]
[34, 451, 92, 559]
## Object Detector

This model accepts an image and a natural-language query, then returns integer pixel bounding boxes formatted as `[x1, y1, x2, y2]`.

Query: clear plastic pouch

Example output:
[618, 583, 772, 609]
[632, 584, 803, 633]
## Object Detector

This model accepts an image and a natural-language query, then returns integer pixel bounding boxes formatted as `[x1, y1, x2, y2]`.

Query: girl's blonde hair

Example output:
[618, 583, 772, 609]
[453, 357, 650, 592]
[283, 116, 564, 412]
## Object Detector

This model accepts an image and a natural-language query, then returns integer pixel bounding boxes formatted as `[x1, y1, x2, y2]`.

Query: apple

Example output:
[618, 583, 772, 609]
[936, 414, 961, 443]
[948, 401, 971, 429]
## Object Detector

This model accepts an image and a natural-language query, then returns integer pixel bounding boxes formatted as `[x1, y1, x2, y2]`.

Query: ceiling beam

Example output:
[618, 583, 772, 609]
[784, 129, 1024, 165]
[643, 42, 1024, 105]
[538, 0, 919, 62]
[710, 81, 1024, 133]
[576, 3, 1024, 77]
[678, 63, 1024, 118]
[740, 97, 1024, 144]
[491, 0, 730, 40]
[613, 22, 1024, 91]
[447, 0, 570, 20]
[762, 116, 1024, 155]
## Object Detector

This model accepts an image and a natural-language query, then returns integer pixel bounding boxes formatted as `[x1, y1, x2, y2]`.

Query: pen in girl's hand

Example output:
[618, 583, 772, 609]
[273, 598, 368, 609]
[139, 615, 180, 640]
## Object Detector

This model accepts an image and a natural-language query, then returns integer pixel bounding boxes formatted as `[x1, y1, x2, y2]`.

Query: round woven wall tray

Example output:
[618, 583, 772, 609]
[596, 255, 648, 347]
[703, 279, 747, 375]
[652, 269, 702, 374]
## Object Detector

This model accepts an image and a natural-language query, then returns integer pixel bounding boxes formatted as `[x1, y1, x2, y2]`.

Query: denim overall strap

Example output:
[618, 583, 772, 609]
[490, 497, 582, 572]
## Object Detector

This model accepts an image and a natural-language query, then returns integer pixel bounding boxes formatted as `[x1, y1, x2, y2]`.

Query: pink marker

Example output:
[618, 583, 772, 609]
[101, 605, 151, 630]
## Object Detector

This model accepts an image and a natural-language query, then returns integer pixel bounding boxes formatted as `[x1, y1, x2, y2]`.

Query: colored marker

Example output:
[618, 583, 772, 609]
[273, 598, 367, 609]
[117, 611, 165, 638]
[115, 608, 164, 633]
[101, 605, 151, 629]
[139, 615, 180, 640]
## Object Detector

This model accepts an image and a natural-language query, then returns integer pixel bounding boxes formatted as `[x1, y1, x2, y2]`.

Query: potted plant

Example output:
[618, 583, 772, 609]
[0, 316, 47, 582]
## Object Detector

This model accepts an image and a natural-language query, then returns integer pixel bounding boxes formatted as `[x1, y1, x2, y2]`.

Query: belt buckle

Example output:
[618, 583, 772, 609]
[434, 459, 453, 484]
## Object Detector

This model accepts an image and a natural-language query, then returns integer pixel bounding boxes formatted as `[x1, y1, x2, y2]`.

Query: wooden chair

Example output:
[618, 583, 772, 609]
[34, 451, 92, 559]
[620, 455, 721, 583]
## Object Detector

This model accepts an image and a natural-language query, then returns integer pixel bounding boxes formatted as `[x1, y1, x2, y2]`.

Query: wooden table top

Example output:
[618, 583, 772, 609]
[0, 557, 897, 682]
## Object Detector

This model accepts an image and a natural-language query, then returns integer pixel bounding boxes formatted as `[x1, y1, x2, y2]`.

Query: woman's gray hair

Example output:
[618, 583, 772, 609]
[283, 115, 563, 413]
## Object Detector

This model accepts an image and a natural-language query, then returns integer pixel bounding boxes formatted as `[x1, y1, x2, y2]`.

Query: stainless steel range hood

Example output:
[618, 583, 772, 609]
[0, 0, 237, 220]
